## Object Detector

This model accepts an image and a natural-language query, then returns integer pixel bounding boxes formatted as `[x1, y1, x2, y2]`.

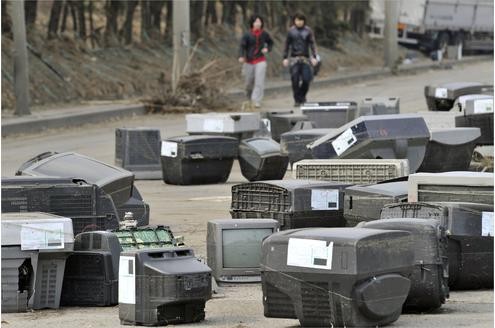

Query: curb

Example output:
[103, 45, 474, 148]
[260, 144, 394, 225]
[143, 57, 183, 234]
[2, 55, 491, 137]
[2, 103, 146, 137]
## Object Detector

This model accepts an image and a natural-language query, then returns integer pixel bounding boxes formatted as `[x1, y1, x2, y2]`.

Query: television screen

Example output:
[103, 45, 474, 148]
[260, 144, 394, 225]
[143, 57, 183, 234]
[222, 228, 273, 268]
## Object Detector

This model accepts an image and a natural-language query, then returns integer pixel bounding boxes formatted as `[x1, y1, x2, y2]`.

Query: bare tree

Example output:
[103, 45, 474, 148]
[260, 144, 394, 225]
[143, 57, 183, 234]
[120, 0, 138, 44]
[47, 0, 64, 39]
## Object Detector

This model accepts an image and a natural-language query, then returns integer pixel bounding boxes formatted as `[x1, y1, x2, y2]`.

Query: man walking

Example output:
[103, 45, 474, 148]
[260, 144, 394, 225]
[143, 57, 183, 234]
[283, 12, 319, 106]
[239, 15, 274, 108]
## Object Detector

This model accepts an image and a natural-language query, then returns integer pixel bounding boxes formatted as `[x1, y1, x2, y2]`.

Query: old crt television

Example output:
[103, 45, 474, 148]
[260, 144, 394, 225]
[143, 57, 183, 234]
[207, 219, 279, 282]
[16, 151, 135, 206]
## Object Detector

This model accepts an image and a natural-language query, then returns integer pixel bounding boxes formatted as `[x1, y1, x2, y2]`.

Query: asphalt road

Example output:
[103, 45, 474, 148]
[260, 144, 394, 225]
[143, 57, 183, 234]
[1, 60, 493, 328]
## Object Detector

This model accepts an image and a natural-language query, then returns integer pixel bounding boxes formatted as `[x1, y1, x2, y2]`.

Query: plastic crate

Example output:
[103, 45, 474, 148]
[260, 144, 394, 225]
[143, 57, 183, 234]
[186, 112, 260, 134]
[418, 128, 481, 172]
[408, 172, 494, 205]
[238, 137, 288, 181]
[424, 82, 492, 111]
[115, 127, 162, 180]
[119, 248, 212, 326]
[294, 159, 409, 184]
[343, 181, 408, 226]
[280, 128, 335, 166]
[358, 219, 449, 311]
[309, 114, 430, 173]
[300, 101, 357, 128]
[261, 228, 414, 327]
[231, 180, 349, 230]
[160, 135, 238, 185]
[1, 177, 120, 235]
[262, 111, 308, 142]
[380, 202, 494, 290]
[455, 112, 494, 146]
[358, 97, 400, 116]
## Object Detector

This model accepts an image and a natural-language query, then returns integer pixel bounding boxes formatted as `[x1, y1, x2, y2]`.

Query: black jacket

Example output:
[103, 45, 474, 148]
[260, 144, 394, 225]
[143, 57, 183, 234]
[283, 25, 317, 59]
[239, 30, 274, 62]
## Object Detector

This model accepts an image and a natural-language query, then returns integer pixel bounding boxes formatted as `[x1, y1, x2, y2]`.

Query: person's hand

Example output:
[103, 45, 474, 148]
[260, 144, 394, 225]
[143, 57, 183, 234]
[261, 48, 268, 54]
[282, 59, 289, 67]
[238, 57, 245, 63]
[310, 57, 318, 66]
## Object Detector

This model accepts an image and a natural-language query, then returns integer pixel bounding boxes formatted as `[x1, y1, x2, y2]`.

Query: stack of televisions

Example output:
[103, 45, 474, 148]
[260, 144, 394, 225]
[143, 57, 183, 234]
[1, 83, 493, 327]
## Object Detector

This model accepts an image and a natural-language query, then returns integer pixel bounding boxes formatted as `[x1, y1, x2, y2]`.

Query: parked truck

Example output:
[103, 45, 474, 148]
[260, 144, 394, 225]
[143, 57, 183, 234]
[368, 0, 494, 54]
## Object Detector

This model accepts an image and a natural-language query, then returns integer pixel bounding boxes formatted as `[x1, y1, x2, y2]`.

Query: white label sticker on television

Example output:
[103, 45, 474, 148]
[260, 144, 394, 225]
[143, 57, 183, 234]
[203, 118, 224, 132]
[482, 212, 494, 236]
[331, 128, 357, 156]
[473, 99, 494, 114]
[161, 141, 178, 157]
[20, 223, 65, 250]
[287, 238, 333, 270]
[262, 118, 271, 132]
[434, 88, 448, 98]
[119, 256, 136, 304]
[311, 189, 339, 210]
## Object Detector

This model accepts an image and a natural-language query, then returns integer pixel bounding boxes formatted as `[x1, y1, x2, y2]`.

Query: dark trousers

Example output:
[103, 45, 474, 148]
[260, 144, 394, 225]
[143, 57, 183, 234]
[290, 61, 313, 104]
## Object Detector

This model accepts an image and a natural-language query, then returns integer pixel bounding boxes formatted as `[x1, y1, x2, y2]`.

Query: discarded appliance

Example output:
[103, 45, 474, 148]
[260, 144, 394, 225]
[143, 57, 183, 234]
[261, 227, 414, 327]
[424, 82, 493, 111]
[300, 101, 357, 128]
[186, 112, 260, 138]
[160, 135, 238, 185]
[115, 127, 162, 179]
[280, 128, 335, 166]
[231, 180, 350, 230]
[358, 97, 400, 116]
[118, 248, 212, 326]
[309, 114, 430, 173]
[238, 137, 289, 181]
[262, 110, 308, 142]
[207, 219, 279, 283]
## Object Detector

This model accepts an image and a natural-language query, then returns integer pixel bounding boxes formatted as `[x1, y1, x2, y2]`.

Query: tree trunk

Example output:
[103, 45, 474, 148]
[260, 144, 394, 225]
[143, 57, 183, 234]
[69, 1, 78, 38]
[61, 1, 69, 32]
[105, 0, 120, 46]
[74, 0, 86, 39]
[88, 0, 96, 47]
[120, 0, 138, 44]
[149, 0, 164, 40]
[47, 0, 64, 39]
[221, 0, 236, 26]
[164, 0, 172, 42]
[190, 0, 204, 40]
[24, 0, 38, 27]
[205, 0, 217, 26]
[2, 0, 12, 35]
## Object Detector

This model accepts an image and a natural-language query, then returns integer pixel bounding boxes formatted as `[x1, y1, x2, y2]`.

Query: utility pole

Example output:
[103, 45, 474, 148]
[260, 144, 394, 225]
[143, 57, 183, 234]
[11, 0, 31, 115]
[172, 0, 190, 94]
[384, 0, 399, 70]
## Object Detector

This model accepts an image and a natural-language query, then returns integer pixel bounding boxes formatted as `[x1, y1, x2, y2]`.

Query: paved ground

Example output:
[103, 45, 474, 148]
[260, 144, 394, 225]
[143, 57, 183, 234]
[1, 60, 493, 327]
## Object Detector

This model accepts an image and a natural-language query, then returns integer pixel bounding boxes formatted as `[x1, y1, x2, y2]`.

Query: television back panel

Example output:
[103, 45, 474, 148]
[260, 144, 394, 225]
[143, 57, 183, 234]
[119, 248, 212, 326]
[262, 111, 308, 142]
[15, 152, 135, 206]
[238, 137, 288, 181]
[280, 128, 335, 166]
[408, 172, 494, 205]
[424, 82, 492, 111]
[115, 127, 162, 179]
[358, 97, 400, 117]
[455, 112, 494, 146]
[358, 219, 449, 311]
[160, 135, 238, 185]
[343, 181, 408, 226]
[300, 101, 357, 128]
[418, 128, 481, 172]
[61, 250, 118, 306]
[1, 177, 120, 235]
[294, 159, 409, 184]
[186, 112, 260, 134]
[380, 201, 494, 290]
[261, 228, 414, 327]
[231, 180, 350, 230]
[309, 114, 430, 173]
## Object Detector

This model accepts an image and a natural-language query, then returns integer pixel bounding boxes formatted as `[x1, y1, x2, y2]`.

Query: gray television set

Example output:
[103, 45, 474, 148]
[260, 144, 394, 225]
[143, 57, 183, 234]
[206, 219, 279, 283]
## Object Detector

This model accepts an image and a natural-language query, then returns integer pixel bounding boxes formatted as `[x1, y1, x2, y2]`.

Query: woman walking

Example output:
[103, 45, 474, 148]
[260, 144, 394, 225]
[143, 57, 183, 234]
[239, 15, 274, 108]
